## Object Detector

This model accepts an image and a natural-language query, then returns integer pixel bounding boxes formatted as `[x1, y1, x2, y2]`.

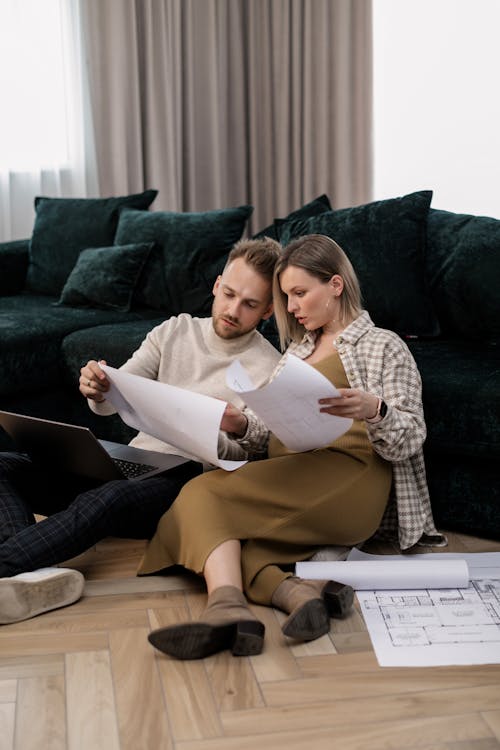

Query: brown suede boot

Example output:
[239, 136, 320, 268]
[148, 585, 265, 660]
[272, 577, 354, 641]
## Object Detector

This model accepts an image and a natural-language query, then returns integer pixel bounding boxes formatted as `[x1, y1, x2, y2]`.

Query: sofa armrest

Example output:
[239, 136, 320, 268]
[0, 239, 30, 294]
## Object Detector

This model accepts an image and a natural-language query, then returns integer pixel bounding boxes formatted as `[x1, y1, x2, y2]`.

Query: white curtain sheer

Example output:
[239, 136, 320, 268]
[81, 0, 372, 233]
[0, 0, 98, 242]
[0, 0, 372, 241]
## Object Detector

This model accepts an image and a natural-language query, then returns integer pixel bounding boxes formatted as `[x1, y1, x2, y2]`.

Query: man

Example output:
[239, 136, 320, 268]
[0, 238, 281, 624]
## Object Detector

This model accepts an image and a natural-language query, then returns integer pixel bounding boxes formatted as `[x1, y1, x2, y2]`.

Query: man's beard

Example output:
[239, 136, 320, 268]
[213, 314, 242, 339]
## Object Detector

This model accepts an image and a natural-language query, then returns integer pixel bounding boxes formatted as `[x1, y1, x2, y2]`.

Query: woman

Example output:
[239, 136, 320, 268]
[139, 234, 442, 660]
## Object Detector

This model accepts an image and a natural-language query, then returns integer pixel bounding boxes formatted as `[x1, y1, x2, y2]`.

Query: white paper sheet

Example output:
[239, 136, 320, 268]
[100, 365, 246, 471]
[341, 550, 500, 667]
[294, 558, 469, 590]
[226, 354, 352, 451]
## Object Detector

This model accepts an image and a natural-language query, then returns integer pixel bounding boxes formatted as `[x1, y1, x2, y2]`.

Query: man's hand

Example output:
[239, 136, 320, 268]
[220, 403, 248, 437]
[79, 359, 109, 403]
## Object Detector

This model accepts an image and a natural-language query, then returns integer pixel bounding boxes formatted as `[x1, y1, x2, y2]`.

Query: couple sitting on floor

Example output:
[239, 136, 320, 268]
[0, 233, 441, 661]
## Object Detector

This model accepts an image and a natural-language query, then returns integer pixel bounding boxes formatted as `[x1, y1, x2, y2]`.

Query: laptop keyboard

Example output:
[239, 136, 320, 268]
[112, 457, 156, 479]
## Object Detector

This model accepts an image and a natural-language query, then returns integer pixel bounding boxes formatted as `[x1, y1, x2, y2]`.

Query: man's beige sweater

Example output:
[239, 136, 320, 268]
[90, 314, 280, 464]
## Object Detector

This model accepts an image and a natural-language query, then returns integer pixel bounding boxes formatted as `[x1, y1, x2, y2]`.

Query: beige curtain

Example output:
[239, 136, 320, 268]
[81, 0, 372, 233]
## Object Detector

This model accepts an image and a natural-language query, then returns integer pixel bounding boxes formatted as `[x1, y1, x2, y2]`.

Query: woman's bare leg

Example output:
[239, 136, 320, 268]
[203, 539, 242, 593]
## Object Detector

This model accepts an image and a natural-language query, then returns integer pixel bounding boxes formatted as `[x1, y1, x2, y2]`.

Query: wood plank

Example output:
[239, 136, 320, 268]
[0, 703, 15, 750]
[261, 665, 500, 706]
[221, 683, 500, 736]
[109, 627, 173, 750]
[298, 650, 380, 676]
[205, 651, 265, 712]
[151, 608, 221, 741]
[483, 711, 500, 741]
[65, 651, 120, 750]
[176, 713, 495, 750]
[0, 632, 108, 658]
[0, 609, 149, 636]
[14, 675, 65, 750]
[62, 589, 186, 612]
[0, 654, 64, 680]
[0, 680, 16, 702]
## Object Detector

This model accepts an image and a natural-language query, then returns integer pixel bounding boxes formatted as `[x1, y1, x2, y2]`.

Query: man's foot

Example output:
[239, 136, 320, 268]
[148, 585, 265, 660]
[0, 568, 85, 624]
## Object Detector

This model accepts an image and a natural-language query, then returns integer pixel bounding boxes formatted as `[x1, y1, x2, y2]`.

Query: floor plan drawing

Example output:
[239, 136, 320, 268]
[353, 551, 500, 666]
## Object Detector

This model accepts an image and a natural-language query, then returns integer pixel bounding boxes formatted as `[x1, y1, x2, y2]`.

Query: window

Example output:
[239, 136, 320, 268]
[0, 0, 77, 170]
[373, 0, 500, 219]
[0, 0, 96, 241]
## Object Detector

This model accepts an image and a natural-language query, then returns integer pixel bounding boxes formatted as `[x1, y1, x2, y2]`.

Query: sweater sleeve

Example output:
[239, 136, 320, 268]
[87, 322, 165, 417]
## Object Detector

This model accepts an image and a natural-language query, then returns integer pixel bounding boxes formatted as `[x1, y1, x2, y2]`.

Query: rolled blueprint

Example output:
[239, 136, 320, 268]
[295, 559, 469, 590]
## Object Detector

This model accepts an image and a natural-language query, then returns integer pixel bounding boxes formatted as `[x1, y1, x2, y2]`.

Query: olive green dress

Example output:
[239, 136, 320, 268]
[138, 353, 392, 605]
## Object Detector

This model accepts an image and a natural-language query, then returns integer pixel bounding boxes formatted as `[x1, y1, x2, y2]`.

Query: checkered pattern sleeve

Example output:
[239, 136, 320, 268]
[354, 331, 426, 462]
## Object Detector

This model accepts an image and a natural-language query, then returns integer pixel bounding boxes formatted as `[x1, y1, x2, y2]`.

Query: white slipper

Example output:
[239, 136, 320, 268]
[0, 567, 85, 624]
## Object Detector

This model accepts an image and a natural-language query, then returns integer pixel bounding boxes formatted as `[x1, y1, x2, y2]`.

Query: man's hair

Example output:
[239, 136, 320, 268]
[225, 237, 282, 283]
[273, 234, 363, 348]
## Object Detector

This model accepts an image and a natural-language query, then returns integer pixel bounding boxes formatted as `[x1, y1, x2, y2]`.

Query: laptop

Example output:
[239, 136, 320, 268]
[0, 410, 189, 482]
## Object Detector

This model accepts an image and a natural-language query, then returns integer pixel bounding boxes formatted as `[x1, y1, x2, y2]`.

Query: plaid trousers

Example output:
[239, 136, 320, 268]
[0, 452, 202, 577]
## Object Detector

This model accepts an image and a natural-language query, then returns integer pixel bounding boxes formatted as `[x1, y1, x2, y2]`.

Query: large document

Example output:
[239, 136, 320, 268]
[100, 355, 351, 470]
[226, 354, 352, 452]
[100, 365, 245, 471]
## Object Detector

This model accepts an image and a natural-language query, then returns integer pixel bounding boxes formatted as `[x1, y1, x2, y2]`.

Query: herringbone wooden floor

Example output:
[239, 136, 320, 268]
[1, 531, 500, 750]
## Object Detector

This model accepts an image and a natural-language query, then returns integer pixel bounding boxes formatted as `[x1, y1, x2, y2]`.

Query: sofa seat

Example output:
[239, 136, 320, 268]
[61, 318, 166, 384]
[408, 338, 500, 459]
[0, 294, 161, 396]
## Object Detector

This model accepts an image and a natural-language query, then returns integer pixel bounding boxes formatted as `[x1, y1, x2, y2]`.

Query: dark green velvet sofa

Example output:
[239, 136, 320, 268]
[1, 190, 499, 541]
[0, 191, 255, 445]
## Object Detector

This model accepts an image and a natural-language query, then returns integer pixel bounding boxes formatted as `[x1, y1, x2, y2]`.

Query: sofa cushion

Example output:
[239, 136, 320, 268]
[277, 190, 440, 338]
[61, 318, 166, 383]
[0, 239, 30, 295]
[0, 294, 160, 396]
[57, 242, 153, 312]
[114, 205, 253, 312]
[253, 194, 332, 240]
[426, 208, 500, 341]
[26, 190, 158, 296]
[407, 338, 500, 459]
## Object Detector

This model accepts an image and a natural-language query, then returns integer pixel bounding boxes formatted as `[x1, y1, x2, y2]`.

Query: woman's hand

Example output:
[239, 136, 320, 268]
[319, 388, 379, 421]
[79, 359, 109, 402]
[220, 403, 248, 437]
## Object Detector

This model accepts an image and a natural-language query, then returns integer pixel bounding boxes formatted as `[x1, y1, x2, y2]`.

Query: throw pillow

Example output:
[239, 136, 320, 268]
[57, 242, 153, 312]
[277, 190, 440, 338]
[253, 194, 332, 240]
[27, 189, 158, 296]
[426, 208, 500, 340]
[114, 205, 253, 313]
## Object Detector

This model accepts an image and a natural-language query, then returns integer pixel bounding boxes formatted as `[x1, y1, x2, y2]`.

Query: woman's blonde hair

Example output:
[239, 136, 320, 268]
[272, 234, 363, 349]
